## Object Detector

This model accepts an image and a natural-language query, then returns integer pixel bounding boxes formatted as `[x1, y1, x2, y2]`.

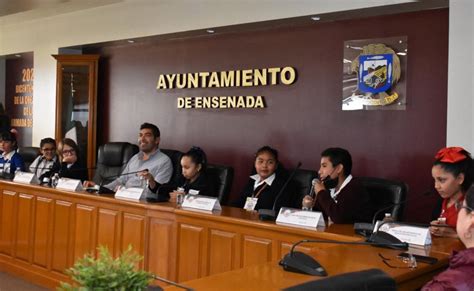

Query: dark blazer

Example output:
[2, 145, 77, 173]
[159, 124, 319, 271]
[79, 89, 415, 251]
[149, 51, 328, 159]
[59, 162, 88, 182]
[176, 172, 217, 198]
[314, 177, 374, 223]
[232, 170, 297, 212]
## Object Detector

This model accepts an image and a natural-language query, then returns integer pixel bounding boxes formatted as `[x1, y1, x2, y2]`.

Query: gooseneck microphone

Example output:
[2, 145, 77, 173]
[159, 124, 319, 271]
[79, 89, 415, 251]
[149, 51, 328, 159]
[354, 190, 433, 237]
[151, 273, 194, 291]
[279, 238, 409, 276]
[95, 169, 149, 194]
[258, 162, 302, 221]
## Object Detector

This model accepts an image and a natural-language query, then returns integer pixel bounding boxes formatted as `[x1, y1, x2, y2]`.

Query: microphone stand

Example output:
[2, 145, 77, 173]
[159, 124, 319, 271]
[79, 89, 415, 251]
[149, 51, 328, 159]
[151, 273, 194, 291]
[280, 238, 408, 276]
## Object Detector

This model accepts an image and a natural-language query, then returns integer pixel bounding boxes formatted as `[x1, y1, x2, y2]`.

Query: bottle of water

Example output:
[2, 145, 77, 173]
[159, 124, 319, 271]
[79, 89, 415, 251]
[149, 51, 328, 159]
[51, 173, 60, 188]
[4, 162, 11, 176]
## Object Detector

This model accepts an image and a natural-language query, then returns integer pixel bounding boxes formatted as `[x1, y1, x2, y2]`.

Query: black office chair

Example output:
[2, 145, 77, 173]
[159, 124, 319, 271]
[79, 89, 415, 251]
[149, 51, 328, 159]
[18, 146, 40, 169]
[207, 163, 234, 204]
[359, 177, 408, 221]
[161, 149, 183, 185]
[284, 268, 396, 291]
[93, 142, 139, 185]
[291, 168, 318, 204]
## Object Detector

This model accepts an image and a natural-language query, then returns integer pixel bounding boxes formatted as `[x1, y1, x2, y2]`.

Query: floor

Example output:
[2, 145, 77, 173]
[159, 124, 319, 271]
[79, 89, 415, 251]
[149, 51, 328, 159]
[0, 272, 48, 291]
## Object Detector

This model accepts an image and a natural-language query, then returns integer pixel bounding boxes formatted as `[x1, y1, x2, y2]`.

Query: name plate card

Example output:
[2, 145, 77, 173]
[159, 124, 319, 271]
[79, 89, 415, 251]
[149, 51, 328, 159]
[13, 171, 39, 184]
[182, 195, 221, 211]
[56, 178, 83, 192]
[115, 187, 144, 201]
[379, 223, 432, 246]
[276, 207, 326, 228]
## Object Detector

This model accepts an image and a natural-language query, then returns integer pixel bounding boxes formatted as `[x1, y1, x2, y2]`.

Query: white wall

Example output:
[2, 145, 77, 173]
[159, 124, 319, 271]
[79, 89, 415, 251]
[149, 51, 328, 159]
[447, 0, 474, 152]
[2, 0, 463, 148]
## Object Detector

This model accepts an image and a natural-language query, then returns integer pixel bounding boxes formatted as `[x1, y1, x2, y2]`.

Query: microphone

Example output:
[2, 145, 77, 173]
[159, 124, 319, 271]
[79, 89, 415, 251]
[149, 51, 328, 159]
[354, 190, 433, 237]
[364, 191, 434, 248]
[258, 162, 302, 221]
[279, 238, 408, 276]
[94, 169, 149, 194]
[151, 273, 194, 291]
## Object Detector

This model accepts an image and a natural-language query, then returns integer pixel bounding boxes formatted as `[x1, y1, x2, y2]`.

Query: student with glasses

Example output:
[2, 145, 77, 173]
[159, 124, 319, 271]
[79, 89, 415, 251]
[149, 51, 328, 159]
[430, 147, 473, 238]
[55, 138, 87, 182]
[29, 137, 60, 183]
[422, 184, 474, 290]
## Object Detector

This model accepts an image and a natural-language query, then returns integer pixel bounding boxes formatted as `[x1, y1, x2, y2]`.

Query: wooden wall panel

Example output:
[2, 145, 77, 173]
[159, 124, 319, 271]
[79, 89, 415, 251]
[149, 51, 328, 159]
[0, 190, 17, 256]
[51, 200, 73, 273]
[147, 217, 174, 279]
[73, 204, 97, 261]
[15, 194, 34, 262]
[241, 236, 272, 267]
[178, 224, 205, 282]
[97, 208, 120, 256]
[208, 229, 238, 275]
[33, 196, 53, 268]
[122, 213, 145, 258]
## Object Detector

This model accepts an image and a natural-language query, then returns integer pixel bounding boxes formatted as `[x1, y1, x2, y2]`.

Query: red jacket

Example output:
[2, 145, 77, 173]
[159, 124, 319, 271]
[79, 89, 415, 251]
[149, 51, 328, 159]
[422, 247, 474, 291]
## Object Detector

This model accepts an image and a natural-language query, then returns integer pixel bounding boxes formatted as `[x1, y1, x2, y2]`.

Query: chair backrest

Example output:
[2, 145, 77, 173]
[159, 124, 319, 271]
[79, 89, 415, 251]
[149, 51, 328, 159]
[291, 168, 318, 202]
[284, 268, 396, 291]
[358, 177, 408, 221]
[160, 148, 183, 185]
[17, 146, 40, 169]
[207, 163, 234, 204]
[93, 142, 139, 184]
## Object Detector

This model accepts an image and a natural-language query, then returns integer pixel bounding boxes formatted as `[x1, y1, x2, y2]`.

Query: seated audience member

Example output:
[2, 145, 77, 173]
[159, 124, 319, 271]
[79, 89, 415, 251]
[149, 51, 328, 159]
[29, 137, 60, 183]
[301, 147, 374, 224]
[422, 184, 474, 290]
[0, 131, 25, 177]
[84, 123, 173, 197]
[57, 138, 88, 182]
[231, 146, 296, 211]
[430, 147, 473, 238]
[169, 146, 216, 200]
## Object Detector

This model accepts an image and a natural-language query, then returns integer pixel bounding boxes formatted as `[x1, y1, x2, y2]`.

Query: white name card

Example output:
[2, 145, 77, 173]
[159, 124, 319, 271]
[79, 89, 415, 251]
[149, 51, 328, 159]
[182, 195, 221, 211]
[13, 171, 39, 184]
[379, 223, 432, 246]
[115, 187, 144, 201]
[56, 178, 83, 192]
[276, 207, 325, 228]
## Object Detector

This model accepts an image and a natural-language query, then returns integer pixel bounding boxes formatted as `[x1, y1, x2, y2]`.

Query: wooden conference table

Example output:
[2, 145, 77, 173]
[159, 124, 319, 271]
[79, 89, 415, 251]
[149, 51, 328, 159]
[0, 180, 463, 289]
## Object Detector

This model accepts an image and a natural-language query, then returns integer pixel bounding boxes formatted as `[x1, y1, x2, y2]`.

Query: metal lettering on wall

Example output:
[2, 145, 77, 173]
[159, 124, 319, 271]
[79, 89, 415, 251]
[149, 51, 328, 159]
[156, 66, 297, 109]
[12, 68, 34, 127]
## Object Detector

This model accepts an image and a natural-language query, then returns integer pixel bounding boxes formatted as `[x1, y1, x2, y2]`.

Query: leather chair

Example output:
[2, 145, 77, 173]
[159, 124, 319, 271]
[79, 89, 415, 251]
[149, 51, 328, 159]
[17, 146, 40, 169]
[207, 163, 234, 204]
[161, 149, 183, 185]
[291, 168, 318, 203]
[93, 142, 139, 185]
[359, 177, 408, 221]
[284, 268, 396, 291]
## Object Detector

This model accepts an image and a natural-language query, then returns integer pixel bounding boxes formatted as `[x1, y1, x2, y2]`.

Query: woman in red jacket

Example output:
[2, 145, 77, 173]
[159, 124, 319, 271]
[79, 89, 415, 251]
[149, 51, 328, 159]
[422, 184, 474, 290]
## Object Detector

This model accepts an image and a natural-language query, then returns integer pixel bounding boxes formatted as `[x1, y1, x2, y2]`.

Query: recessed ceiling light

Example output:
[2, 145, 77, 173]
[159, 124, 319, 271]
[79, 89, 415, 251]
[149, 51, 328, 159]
[127, 40, 135, 43]
[310, 16, 321, 21]
[206, 29, 215, 34]
[15, 54, 21, 58]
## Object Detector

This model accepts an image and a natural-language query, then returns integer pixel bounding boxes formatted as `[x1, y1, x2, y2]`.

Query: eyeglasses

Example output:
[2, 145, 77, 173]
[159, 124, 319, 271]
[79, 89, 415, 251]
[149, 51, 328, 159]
[62, 149, 75, 155]
[458, 205, 474, 214]
[378, 253, 416, 269]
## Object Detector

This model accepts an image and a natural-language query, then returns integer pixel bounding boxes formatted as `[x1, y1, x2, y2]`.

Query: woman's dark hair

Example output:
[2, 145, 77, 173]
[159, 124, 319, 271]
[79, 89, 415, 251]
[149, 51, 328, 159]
[0, 131, 17, 149]
[255, 146, 279, 163]
[434, 149, 473, 192]
[321, 147, 352, 176]
[40, 137, 56, 149]
[61, 138, 80, 157]
[182, 146, 207, 171]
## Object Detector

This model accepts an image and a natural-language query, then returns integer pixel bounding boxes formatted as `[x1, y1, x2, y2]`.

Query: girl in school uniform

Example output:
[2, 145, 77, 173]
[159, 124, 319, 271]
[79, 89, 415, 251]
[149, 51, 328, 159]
[430, 146, 473, 238]
[232, 146, 296, 212]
